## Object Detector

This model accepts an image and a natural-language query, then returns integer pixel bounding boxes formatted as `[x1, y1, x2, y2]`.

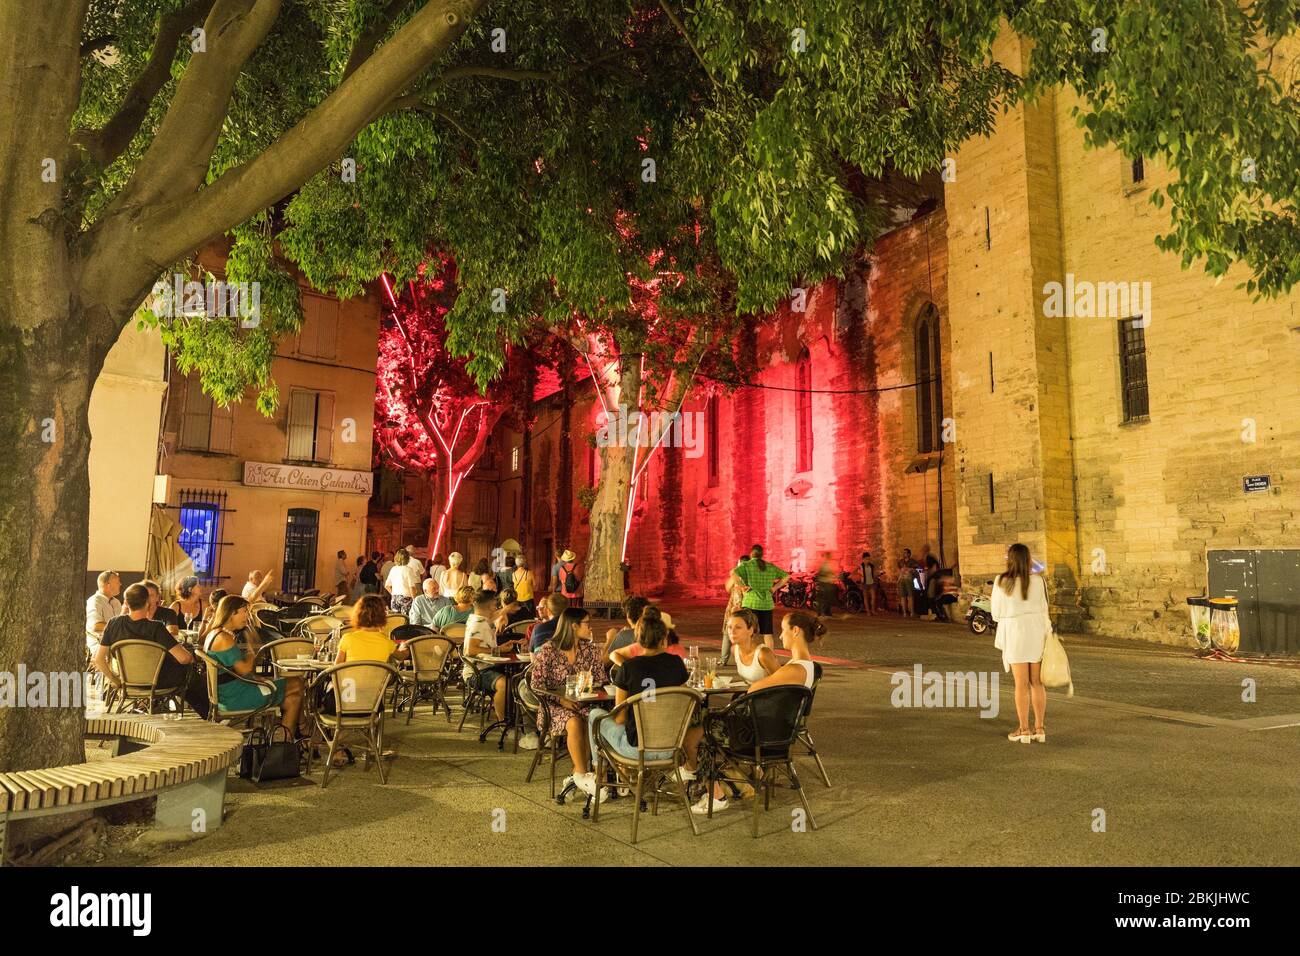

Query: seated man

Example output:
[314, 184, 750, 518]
[431, 584, 475, 632]
[493, 588, 533, 633]
[603, 595, 651, 659]
[141, 580, 181, 634]
[85, 570, 121, 654]
[460, 590, 524, 723]
[408, 578, 442, 629]
[94, 583, 209, 718]
[529, 592, 568, 651]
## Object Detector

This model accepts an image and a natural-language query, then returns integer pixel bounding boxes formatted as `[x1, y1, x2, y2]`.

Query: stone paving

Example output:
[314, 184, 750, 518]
[104, 605, 1300, 866]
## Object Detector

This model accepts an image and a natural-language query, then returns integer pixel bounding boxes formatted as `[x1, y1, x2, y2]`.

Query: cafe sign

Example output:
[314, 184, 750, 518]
[243, 461, 373, 496]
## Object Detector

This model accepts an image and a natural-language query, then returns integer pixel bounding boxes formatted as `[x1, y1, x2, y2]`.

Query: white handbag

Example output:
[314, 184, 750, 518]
[1041, 623, 1074, 698]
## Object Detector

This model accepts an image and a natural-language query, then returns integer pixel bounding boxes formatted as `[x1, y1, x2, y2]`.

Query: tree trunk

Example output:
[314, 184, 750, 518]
[583, 439, 633, 604]
[0, 305, 99, 773]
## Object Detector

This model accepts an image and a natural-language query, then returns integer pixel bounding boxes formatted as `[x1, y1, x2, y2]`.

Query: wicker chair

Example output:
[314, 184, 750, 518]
[194, 649, 281, 732]
[254, 637, 317, 672]
[523, 680, 572, 797]
[393, 635, 455, 723]
[704, 685, 817, 837]
[457, 655, 501, 733]
[104, 639, 185, 715]
[383, 613, 408, 636]
[294, 614, 340, 646]
[591, 686, 704, 844]
[309, 661, 399, 788]
[327, 603, 355, 621]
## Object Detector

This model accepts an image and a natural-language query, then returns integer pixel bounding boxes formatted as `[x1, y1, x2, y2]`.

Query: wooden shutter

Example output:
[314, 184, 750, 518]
[286, 390, 317, 460]
[209, 402, 234, 453]
[314, 392, 334, 463]
[180, 377, 213, 450]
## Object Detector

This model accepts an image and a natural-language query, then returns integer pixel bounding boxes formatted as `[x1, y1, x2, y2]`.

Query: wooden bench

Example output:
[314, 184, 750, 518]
[0, 714, 243, 863]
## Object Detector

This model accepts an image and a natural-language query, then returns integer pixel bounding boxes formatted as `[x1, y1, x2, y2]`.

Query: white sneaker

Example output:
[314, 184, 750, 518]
[518, 733, 540, 751]
[573, 772, 598, 797]
[677, 766, 697, 782]
[690, 792, 728, 815]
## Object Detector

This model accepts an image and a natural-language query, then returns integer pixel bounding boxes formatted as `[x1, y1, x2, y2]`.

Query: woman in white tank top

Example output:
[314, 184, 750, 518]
[726, 609, 779, 683]
[749, 610, 824, 692]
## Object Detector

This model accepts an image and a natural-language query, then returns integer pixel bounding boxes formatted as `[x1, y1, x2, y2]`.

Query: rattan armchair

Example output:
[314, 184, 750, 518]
[104, 639, 185, 716]
[308, 661, 399, 788]
[590, 686, 704, 844]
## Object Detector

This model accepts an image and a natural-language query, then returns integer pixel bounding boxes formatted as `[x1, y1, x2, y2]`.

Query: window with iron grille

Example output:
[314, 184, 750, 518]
[795, 349, 813, 473]
[179, 375, 233, 453]
[915, 304, 943, 453]
[286, 389, 334, 463]
[1118, 318, 1150, 422]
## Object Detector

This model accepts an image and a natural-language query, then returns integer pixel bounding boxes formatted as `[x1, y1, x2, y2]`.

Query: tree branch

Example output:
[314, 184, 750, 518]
[656, 0, 719, 91]
[74, 0, 216, 168]
[79, 0, 489, 350]
[342, 0, 410, 81]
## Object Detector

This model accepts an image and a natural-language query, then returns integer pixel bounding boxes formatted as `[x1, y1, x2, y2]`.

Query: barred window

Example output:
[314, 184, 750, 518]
[1119, 318, 1150, 422]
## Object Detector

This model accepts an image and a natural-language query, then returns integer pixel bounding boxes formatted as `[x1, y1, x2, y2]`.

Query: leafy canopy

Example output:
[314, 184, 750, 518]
[71, 0, 1300, 407]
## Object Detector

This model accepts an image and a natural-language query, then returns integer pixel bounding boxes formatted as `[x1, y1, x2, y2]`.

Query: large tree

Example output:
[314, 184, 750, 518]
[1, 0, 1297, 780]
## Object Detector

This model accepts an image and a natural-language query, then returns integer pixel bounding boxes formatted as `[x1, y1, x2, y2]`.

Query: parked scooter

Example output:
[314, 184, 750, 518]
[965, 580, 997, 635]
[777, 573, 813, 608]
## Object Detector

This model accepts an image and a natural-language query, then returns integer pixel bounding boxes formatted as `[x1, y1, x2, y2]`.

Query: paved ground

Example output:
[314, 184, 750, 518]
[104, 606, 1300, 866]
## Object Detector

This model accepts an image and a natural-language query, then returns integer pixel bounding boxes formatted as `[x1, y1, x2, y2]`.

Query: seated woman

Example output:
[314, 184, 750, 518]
[170, 576, 207, 631]
[204, 595, 304, 736]
[728, 609, 780, 682]
[335, 594, 410, 665]
[314, 595, 409, 766]
[529, 608, 608, 798]
[690, 610, 826, 815]
[589, 614, 689, 786]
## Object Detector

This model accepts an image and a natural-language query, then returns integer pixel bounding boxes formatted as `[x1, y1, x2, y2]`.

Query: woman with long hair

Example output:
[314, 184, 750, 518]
[727, 609, 780, 682]
[720, 555, 749, 659]
[204, 595, 304, 735]
[992, 544, 1050, 743]
[170, 576, 206, 630]
[528, 607, 607, 797]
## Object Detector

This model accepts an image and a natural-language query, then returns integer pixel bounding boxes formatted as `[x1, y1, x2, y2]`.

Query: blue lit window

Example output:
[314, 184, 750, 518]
[179, 503, 219, 576]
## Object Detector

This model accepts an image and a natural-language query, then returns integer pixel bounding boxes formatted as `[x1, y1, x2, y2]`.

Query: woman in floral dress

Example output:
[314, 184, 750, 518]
[528, 607, 608, 797]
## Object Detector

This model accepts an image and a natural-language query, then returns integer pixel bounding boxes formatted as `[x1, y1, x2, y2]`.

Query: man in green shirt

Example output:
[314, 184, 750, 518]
[733, 544, 790, 647]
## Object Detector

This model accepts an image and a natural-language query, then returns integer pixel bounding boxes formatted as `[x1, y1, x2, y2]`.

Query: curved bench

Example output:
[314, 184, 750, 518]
[0, 715, 243, 863]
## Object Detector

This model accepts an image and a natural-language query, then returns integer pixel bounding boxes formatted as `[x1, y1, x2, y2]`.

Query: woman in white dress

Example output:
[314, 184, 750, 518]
[991, 543, 1050, 744]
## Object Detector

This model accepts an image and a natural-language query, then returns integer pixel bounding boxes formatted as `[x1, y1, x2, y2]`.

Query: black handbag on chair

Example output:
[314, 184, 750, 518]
[239, 725, 302, 783]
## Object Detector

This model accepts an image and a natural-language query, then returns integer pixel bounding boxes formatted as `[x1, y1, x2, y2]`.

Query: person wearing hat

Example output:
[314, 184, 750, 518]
[551, 549, 582, 604]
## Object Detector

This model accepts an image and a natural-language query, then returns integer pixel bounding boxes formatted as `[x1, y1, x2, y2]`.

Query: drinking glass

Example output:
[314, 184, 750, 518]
[688, 645, 700, 662]
[565, 675, 578, 698]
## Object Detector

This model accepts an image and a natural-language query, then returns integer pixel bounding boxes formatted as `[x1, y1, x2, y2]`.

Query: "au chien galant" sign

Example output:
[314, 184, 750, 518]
[243, 461, 373, 496]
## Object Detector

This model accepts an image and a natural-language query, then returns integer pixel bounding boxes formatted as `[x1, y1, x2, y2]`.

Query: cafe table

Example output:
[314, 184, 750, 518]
[471, 651, 532, 751]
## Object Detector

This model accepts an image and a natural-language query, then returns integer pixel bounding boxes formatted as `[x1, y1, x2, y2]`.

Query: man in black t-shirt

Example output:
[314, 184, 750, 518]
[141, 580, 182, 633]
[94, 584, 209, 717]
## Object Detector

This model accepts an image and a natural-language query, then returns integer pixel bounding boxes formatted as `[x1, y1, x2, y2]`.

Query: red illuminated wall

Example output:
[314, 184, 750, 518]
[494, 208, 957, 598]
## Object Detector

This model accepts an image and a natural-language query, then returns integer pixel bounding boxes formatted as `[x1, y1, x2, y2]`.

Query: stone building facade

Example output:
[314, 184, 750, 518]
[488, 31, 1300, 647]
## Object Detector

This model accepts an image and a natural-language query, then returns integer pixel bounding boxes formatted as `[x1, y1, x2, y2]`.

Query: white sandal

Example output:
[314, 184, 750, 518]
[1008, 727, 1032, 743]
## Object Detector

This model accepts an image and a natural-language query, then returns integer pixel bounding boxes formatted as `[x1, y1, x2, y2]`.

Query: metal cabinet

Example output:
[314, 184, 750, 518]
[1207, 550, 1300, 655]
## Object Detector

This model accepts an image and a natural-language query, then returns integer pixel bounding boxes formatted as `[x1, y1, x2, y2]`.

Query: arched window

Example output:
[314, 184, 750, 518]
[915, 304, 943, 453]
[796, 348, 813, 472]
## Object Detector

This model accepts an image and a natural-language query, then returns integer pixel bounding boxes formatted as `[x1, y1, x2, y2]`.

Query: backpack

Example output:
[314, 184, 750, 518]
[561, 562, 581, 596]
